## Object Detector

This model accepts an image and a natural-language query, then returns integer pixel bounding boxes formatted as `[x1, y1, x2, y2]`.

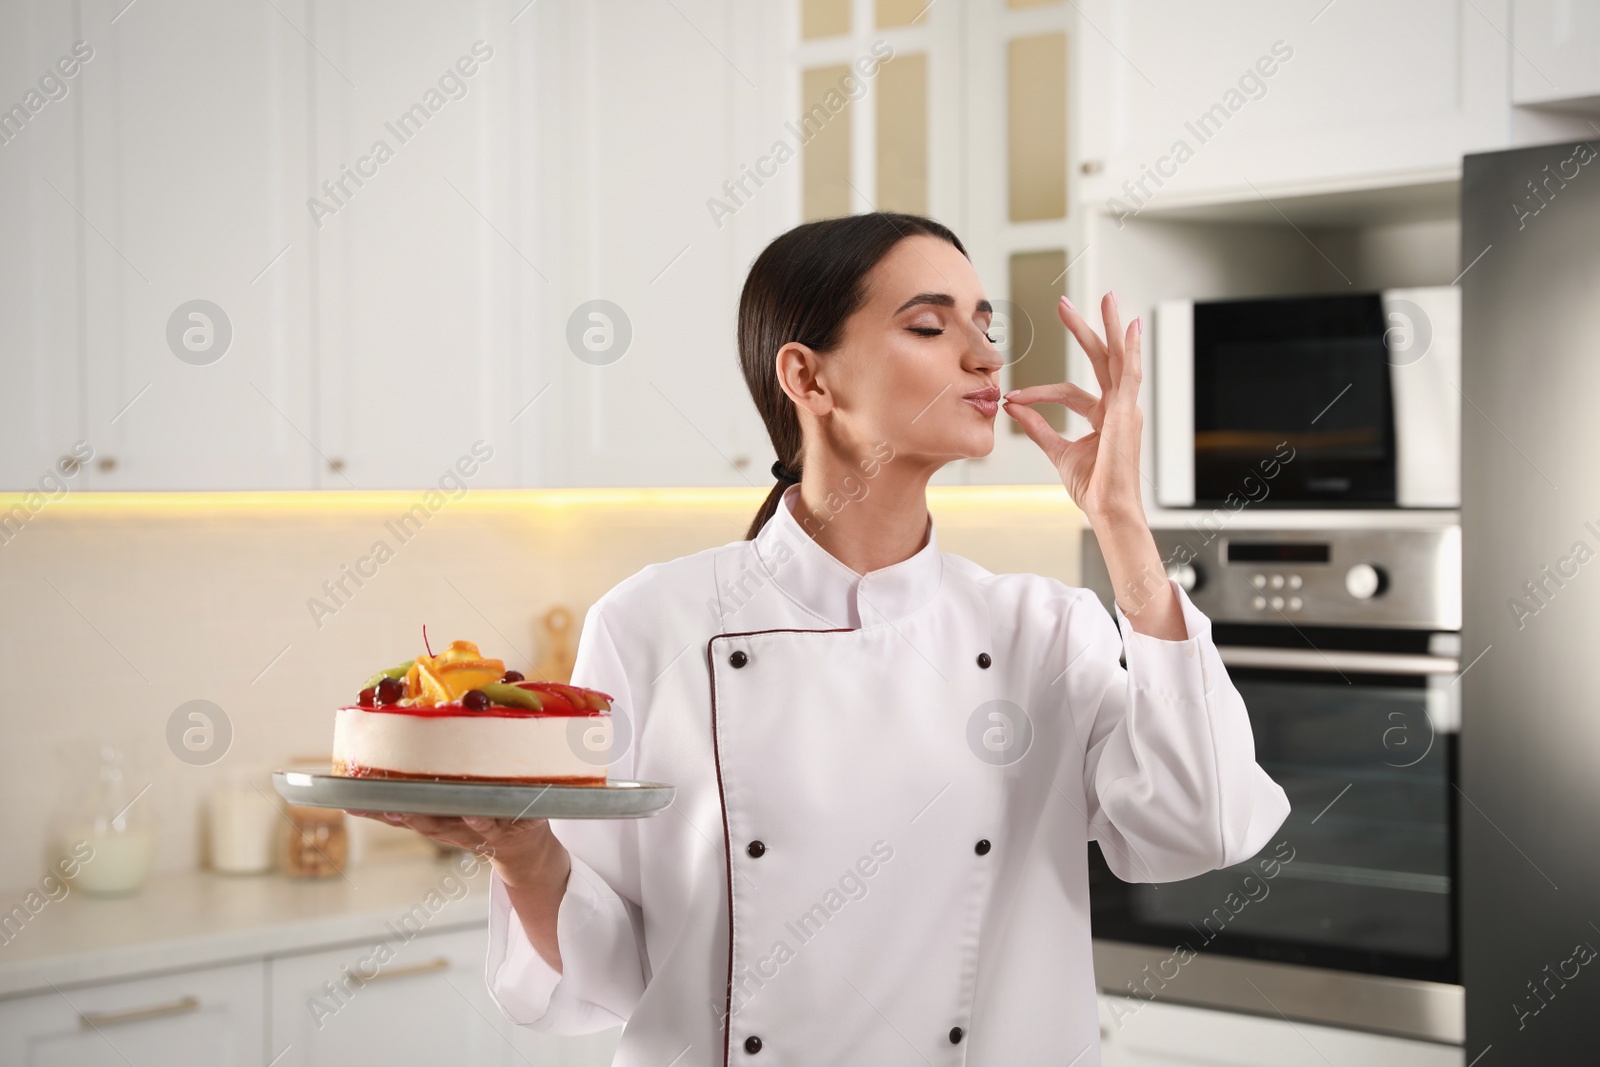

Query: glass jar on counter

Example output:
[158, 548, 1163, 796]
[52, 736, 157, 896]
[281, 803, 348, 878]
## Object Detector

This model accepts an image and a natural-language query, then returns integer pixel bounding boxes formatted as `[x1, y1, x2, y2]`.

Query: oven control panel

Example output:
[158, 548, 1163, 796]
[1086, 524, 1460, 629]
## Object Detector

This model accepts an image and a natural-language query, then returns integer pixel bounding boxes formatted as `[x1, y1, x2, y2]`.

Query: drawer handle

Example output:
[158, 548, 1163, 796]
[80, 995, 200, 1029]
[345, 956, 451, 985]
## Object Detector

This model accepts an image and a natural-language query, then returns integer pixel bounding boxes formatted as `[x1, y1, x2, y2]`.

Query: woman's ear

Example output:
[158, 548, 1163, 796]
[775, 341, 834, 417]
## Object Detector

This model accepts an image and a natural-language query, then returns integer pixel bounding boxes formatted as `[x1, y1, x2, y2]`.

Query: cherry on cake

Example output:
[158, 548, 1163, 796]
[332, 638, 613, 785]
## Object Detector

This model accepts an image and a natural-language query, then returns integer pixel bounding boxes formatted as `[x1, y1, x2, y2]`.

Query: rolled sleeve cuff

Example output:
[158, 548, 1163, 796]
[485, 858, 601, 1025]
[1112, 579, 1217, 698]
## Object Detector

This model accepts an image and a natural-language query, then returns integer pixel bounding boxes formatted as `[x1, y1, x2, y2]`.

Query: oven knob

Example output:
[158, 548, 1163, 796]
[1165, 562, 1201, 592]
[1345, 563, 1387, 600]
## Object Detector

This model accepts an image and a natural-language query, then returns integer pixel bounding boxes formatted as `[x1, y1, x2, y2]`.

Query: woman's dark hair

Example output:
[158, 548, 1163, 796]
[738, 212, 968, 539]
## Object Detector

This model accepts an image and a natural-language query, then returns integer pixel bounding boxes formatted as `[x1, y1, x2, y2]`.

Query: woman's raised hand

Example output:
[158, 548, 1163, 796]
[1001, 291, 1145, 525]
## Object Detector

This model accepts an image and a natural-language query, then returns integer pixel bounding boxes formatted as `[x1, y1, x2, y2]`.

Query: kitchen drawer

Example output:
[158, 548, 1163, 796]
[267, 924, 618, 1067]
[0, 961, 264, 1067]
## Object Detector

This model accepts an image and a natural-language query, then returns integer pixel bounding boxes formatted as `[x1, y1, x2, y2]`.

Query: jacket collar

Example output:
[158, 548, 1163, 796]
[750, 482, 943, 630]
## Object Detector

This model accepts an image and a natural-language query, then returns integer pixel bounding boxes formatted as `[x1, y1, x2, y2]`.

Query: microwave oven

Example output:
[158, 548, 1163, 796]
[1153, 287, 1460, 508]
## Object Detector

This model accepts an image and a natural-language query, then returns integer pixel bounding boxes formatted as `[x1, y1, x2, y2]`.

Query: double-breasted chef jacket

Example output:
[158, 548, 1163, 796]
[486, 482, 1290, 1066]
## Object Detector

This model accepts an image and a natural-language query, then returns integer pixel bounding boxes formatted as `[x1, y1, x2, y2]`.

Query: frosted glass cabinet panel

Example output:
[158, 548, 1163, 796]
[1007, 249, 1070, 433]
[1007, 32, 1069, 222]
[876, 52, 929, 214]
[802, 0, 852, 39]
[801, 64, 856, 221]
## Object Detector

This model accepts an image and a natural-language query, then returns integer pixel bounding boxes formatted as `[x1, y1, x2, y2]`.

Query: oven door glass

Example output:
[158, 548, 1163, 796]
[1088, 663, 1457, 984]
[1193, 294, 1397, 505]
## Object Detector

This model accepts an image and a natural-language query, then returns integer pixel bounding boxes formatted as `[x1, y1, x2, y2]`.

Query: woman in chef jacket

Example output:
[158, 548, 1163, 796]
[378, 213, 1291, 1066]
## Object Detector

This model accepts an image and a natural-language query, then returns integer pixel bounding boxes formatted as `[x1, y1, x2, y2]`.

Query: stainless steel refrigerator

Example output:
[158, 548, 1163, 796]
[1461, 139, 1600, 1060]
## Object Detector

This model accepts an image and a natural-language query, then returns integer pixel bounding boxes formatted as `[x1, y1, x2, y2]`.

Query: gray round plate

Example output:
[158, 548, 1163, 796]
[272, 771, 674, 819]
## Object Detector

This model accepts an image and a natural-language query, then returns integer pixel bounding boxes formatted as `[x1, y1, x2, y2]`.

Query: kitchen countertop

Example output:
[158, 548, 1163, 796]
[0, 851, 494, 999]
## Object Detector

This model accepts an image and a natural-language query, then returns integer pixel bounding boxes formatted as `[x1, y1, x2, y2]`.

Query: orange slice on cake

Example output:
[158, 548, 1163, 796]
[405, 639, 506, 706]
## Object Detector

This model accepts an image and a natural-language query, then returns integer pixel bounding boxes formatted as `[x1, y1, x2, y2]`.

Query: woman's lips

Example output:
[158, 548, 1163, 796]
[963, 386, 1000, 418]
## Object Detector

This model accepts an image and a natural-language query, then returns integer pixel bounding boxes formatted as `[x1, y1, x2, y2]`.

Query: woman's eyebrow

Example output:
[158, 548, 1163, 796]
[893, 292, 994, 315]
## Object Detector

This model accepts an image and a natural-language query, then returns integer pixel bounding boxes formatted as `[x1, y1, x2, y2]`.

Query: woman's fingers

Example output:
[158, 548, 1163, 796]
[471, 815, 548, 843]
[1123, 314, 1143, 390]
[342, 811, 547, 841]
[1002, 398, 1069, 465]
[1057, 298, 1113, 398]
[1101, 292, 1124, 386]
[337, 810, 556, 869]
[1004, 381, 1102, 425]
[391, 813, 489, 850]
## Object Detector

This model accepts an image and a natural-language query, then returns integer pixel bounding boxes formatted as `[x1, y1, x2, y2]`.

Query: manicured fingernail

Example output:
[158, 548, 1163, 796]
[1133, 315, 1142, 336]
[1060, 296, 1074, 311]
[1003, 389, 1020, 399]
[1109, 289, 1118, 307]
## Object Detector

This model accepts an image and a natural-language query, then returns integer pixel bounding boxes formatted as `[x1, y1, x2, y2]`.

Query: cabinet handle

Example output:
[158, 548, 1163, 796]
[79, 995, 200, 1029]
[345, 956, 451, 985]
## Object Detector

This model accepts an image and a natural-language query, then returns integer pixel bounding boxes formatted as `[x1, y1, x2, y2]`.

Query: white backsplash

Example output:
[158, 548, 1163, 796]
[0, 489, 1082, 887]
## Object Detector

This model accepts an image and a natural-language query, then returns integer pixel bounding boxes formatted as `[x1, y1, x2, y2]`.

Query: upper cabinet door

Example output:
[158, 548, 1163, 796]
[957, 0, 1077, 485]
[1074, 0, 1513, 208]
[1512, 0, 1600, 107]
[788, 0, 1077, 486]
[310, 3, 525, 490]
[0, 4, 90, 492]
[75, 0, 317, 489]
[512, 0, 778, 488]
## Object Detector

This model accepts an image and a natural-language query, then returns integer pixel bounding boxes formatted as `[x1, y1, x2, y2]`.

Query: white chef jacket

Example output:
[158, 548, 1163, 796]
[485, 482, 1290, 1066]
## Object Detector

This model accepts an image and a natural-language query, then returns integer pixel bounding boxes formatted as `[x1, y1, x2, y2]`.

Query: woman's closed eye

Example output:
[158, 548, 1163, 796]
[907, 325, 1001, 344]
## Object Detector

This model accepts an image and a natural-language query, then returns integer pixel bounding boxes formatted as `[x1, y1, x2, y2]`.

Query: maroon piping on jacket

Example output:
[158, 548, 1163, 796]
[705, 626, 854, 1067]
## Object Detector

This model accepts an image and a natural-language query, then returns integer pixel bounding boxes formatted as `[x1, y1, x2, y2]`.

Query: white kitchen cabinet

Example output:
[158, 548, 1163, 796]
[1074, 0, 1511, 212]
[0, 961, 264, 1067]
[950, 0, 1079, 487]
[1512, 0, 1600, 108]
[9, 0, 1536, 491]
[4, 0, 778, 492]
[310, 0, 777, 490]
[513, 0, 778, 489]
[0, 3, 88, 492]
[266, 924, 619, 1067]
[71, 0, 318, 489]
[1097, 996, 1463, 1067]
[307, 3, 525, 490]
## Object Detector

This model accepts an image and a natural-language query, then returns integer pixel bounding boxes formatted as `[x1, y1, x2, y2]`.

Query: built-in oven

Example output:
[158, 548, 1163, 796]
[1082, 521, 1464, 1045]
[1153, 287, 1460, 509]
